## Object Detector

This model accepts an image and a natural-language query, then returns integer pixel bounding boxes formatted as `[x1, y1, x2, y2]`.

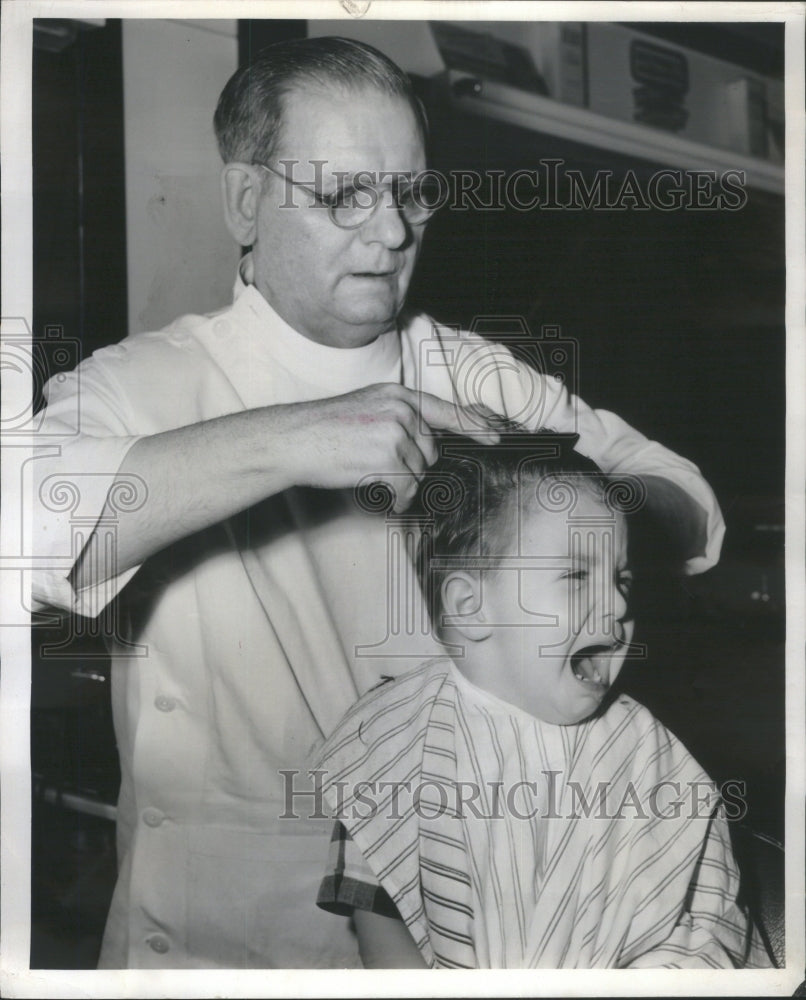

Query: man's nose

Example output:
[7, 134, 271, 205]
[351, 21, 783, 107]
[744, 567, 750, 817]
[360, 187, 408, 248]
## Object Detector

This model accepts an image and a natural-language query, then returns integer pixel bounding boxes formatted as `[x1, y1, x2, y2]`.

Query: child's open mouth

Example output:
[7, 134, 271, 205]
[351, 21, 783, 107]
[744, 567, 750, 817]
[570, 644, 620, 686]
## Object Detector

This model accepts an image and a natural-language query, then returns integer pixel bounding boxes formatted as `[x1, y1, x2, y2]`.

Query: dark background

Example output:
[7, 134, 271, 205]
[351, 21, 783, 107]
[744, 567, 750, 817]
[31, 18, 786, 967]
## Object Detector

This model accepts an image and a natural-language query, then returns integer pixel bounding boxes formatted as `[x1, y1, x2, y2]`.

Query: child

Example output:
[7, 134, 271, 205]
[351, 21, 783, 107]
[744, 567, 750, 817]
[313, 430, 770, 969]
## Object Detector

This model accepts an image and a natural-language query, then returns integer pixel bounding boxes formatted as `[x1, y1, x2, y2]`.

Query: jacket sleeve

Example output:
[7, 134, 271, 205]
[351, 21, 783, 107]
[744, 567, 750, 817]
[31, 350, 145, 618]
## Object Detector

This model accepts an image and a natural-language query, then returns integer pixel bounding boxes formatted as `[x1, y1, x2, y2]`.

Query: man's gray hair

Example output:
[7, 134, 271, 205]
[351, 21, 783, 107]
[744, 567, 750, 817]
[213, 35, 428, 165]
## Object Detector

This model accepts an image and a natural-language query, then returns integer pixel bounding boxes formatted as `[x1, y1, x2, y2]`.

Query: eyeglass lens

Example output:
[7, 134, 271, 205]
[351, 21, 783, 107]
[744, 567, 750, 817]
[330, 177, 445, 227]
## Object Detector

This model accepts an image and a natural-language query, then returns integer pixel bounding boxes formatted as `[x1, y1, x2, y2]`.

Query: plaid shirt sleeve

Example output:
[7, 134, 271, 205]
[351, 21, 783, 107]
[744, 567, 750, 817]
[317, 821, 402, 919]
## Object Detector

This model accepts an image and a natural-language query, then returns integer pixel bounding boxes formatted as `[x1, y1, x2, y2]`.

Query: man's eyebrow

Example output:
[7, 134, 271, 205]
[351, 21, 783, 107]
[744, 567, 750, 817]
[326, 169, 416, 190]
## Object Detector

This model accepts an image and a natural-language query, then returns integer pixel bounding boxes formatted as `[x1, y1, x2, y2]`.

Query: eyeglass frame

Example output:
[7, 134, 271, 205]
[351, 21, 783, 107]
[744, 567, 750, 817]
[251, 160, 442, 231]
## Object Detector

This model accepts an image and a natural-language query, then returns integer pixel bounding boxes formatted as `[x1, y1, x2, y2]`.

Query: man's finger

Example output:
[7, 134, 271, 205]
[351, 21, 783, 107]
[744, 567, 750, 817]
[411, 426, 439, 468]
[414, 391, 502, 444]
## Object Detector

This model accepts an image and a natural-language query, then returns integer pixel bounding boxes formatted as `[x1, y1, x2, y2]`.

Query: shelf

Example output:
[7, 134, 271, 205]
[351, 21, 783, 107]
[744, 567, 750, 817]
[445, 71, 785, 195]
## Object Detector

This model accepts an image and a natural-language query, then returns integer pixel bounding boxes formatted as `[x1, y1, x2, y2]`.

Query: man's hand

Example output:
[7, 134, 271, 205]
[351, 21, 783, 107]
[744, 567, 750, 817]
[71, 384, 500, 590]
[277, 384, 500, 512]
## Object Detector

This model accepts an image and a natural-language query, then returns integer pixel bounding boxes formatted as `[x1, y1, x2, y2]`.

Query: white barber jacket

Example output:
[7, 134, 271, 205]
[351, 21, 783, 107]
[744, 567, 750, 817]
[32, 267, 725, 968]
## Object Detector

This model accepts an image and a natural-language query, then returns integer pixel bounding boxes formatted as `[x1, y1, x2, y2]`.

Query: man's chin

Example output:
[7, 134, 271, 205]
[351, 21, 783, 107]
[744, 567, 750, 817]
[333, 308, 402, 346]
[325, 316, 398, 349]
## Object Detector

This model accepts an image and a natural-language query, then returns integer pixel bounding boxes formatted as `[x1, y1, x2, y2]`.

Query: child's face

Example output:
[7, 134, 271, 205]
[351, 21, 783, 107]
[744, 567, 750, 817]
[473, 487, 633, 725]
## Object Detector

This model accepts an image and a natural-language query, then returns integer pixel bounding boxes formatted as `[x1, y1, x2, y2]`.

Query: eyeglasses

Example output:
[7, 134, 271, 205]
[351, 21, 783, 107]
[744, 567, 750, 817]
[252, 161, 445, 230]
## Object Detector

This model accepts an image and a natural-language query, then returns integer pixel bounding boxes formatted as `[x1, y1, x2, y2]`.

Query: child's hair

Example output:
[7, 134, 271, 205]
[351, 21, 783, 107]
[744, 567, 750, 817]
[413, 422, 612, 633]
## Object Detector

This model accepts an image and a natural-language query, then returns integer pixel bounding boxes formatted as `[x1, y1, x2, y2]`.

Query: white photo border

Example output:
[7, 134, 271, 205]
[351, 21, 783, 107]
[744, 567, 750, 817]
[2, 2, 803, 996]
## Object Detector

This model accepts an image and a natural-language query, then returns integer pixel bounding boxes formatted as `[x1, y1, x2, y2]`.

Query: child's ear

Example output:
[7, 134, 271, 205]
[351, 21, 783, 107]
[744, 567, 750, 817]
[441, 572, 492, 641]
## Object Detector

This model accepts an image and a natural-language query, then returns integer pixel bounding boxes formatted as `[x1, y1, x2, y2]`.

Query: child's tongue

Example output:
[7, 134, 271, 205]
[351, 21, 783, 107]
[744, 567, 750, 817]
[572, 647, 610, 684]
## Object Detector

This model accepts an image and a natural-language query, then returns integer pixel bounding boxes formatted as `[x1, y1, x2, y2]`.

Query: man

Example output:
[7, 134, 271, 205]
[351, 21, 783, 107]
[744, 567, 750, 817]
[33, 37, 724, 969]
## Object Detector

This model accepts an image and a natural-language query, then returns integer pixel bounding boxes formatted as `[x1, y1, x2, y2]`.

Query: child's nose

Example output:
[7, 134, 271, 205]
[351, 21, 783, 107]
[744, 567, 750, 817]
[590, 580, 628, 642]
[611, 583, 628, 624]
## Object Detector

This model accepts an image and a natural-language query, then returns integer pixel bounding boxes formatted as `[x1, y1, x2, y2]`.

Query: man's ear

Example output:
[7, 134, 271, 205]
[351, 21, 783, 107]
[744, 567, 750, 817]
[221, 163, 261, 247]
[441, 572, 492, 641]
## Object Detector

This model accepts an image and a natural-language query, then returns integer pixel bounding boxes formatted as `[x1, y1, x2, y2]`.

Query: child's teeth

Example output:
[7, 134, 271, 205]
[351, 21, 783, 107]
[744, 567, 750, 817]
[572, 653, 609, 685]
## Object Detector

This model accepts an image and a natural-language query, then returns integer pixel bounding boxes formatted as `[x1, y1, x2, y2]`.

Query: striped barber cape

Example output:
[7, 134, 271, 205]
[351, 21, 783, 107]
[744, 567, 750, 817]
[313, 658, 770, 969]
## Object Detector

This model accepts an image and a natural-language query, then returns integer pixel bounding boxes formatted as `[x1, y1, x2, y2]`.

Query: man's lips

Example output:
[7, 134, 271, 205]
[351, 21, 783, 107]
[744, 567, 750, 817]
[348, 260, 401, 277]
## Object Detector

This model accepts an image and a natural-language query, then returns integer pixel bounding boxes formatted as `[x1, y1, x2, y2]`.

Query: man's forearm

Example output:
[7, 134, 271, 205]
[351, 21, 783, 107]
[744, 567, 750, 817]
[70, 406, 299, 591]
[639, 474, 709, 566]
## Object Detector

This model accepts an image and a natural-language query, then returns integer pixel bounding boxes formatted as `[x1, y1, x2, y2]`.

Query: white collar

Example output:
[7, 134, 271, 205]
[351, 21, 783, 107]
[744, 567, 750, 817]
[206, 254, 402, 406]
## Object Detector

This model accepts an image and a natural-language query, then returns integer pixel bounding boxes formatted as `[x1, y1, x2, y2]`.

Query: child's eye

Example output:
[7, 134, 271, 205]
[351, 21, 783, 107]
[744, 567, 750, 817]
[564, 569, 589, 585]
[618, 572, 634, 593]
